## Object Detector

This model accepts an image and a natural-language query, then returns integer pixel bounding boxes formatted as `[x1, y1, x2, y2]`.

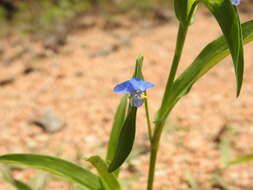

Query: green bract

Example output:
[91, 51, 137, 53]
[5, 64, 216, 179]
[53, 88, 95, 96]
[174, 0, 199, 25]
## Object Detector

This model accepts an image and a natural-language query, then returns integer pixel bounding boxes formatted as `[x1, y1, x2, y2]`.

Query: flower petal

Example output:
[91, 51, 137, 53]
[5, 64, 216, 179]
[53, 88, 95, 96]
[231, 0, 240, 5]
[129, 78, 155, 92]
[113, 80, 135, 94]
[114, 78, 154, 95]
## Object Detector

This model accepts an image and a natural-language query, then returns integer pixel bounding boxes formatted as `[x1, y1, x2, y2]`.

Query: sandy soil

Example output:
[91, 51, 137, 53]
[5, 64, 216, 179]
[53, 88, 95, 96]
[0, 9, 253, 190]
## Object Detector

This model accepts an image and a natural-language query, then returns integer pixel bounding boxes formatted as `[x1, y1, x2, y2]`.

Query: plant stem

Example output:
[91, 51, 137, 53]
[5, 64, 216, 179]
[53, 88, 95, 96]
[144, 92, 153, 143]
[147, 121, 164, 190]
[161, 23, 188, 104]
[146, 23, 188, 190]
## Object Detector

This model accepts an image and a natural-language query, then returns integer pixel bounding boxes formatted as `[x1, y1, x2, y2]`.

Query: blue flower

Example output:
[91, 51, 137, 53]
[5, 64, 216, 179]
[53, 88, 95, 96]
[231, 0, 240, 5]
[114, 78, 155, 107]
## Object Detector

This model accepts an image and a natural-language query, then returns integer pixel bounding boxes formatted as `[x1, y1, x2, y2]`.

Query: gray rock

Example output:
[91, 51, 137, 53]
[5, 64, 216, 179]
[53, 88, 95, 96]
[31, 110, 65, 133]
[90, 44, 120, 58]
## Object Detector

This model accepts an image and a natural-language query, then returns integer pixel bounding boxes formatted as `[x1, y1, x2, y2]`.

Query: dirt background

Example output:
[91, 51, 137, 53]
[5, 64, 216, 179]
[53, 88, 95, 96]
[0, 7, 253, 190]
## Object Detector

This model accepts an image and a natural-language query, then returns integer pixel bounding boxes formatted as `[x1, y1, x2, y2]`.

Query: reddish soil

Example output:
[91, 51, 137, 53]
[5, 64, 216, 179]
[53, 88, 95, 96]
[0, 9, 253, 190]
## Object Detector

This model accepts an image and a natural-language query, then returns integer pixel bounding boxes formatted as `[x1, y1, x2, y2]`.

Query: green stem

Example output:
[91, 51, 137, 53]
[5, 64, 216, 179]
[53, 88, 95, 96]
[144, 92, 153, 143]
[147, 121, 164, 190]
[161, 23, 188, 104]
[146, 23, 188, 190]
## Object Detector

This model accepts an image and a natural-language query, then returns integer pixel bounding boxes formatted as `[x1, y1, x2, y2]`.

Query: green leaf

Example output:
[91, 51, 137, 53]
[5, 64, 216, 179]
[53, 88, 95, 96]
[174, 0, 199, 25]
[184, 170, 198, 190]
[156, 20, 253, 123]
[106, 94, 128, 176]
[106, 95, 128, 162]
[212, 174, 234, 190]
[108, 56, 145, 172]
[108, 106, 137, 172]
[228, 154, 253, 166]
[201, 0, 244, 96]
[174, 0, 187, 22]
[9, 180, 32, 190]
[219, 127, 236, 166]
[74, 184, 90, 190]
[133, 55, 144, 79]
[0, 166, 32, 190]
[87, 156, 121, 190]
[29, 171, 49, 190]
[0, 154, 103, 190]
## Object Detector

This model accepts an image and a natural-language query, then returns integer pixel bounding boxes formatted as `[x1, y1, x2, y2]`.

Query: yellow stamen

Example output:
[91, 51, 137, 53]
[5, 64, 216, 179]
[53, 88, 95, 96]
[141, 92, 147, 99]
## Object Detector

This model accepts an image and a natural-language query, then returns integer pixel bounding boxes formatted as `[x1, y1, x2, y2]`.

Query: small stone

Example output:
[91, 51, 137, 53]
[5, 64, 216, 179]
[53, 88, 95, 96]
[90, 44, 120, 58]
[31, 110, 65, 133]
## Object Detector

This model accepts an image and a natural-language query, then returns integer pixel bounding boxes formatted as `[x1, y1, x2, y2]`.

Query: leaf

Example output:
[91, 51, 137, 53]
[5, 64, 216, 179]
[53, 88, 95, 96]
[174, 0, 188, 23]
[29, 171, 49, 190]
[106, 95, 128, 163]
[0, 166, 32, 190]
[106, 94, 128, 177]
[108, 56, 145, 172]
[228, 154, 253, 166]
[108, 106, 137, 172]
[133, 55, 144, 79]
[174, 0, 199, 25]
[0, 154, 103, 190]
[74, 184, 90, 190]
[156, 20, 253, 123]
[212, 174, 234, 190]
[201, 0, 244, 96]
[9, 180, 32, 190]
[87, 156, 121, 190]
[219, 127, 236, 166]
[184, 170, 198, 190]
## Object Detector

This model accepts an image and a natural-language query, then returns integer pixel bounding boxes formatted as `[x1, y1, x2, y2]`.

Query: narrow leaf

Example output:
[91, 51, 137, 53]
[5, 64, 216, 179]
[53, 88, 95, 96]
[108, 106, 137, 172]
[10, 180, 32, 190]
[212, 174, 234, 190]
[0, 154, 103, 190]
[108, 56, 145, 172]
[156, 20, 253, 123]
[0, 166, 32, 190]
[74, 184, 90, 190]
[219, 127, 236, 166]
[106, 94, 128, 163]
[133, 55, 144, 79]
[87, 156, 121, 190]
[174, 0, 198, 25]
[201, 0, 244, 96]
[29, 171, 49, 190]
[184, 170, 198, 190]
[229, 154, 253, 166]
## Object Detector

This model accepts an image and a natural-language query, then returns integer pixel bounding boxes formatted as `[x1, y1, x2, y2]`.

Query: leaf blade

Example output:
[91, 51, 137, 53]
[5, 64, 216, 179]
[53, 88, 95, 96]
[0, 166, 32, 190]
[201, 0, 244, 96]
[87, 156, 121, 190]
[108, 106, 137, 172]
[0, 154, 103, 190]
[228, 154, 253, 166]
[108, 56, 144, 172]
[156, 20, 253, 123]
[106, 94, 128, 163]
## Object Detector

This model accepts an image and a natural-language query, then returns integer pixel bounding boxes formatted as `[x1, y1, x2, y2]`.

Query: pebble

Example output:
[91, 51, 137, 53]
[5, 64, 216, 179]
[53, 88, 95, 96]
[31, 109, 65, 133]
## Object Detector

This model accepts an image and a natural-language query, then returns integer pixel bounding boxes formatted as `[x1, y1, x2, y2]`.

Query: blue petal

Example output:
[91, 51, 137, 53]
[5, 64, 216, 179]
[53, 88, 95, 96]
[114, 78, 154, 95]
[113, 80, 136, 94]
[129, 78, 155, 92]
[231, 0, 240, 5]
[130, 95, 145, 107]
